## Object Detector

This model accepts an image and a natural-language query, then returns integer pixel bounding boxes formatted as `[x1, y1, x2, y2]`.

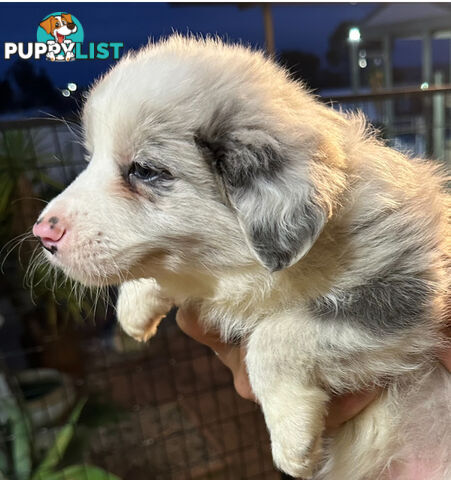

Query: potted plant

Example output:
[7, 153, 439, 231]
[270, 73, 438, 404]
[0, 373, 121, 480]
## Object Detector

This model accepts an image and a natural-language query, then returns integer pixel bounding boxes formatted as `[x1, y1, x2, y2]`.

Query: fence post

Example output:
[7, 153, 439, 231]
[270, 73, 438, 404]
[350, 41, 360, 94]
[382, 35, 394, 138]
[432, 71, 445, 162]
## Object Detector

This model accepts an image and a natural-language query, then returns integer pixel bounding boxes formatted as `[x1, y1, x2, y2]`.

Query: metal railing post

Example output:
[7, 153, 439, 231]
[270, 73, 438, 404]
[432, 71, 445, 162]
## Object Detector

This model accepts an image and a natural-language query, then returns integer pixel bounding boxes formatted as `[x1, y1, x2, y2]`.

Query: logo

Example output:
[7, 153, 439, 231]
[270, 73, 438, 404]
[3, 12, 123, 61]
[37, 12, 83, 62]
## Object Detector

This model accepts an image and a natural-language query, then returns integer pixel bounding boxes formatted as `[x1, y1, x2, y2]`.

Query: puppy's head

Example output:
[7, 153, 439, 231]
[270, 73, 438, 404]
[33, 36, 346, 288]
[39, 14, 77, 40]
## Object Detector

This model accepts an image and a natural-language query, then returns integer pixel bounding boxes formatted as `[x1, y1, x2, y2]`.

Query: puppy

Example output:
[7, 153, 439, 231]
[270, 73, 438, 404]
[33, 36, 450, 479]
[39, 13, 77, 61]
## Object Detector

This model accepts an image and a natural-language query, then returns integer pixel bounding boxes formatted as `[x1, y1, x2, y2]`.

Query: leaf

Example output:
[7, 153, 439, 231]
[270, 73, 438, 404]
[10, 405, 33, 480]
[38, 464, 121, 480]
[0, 399, 33, 480]
[32, 398, 87, 479]
[0, 173, 15, 220]
[0, 449, 9, 474]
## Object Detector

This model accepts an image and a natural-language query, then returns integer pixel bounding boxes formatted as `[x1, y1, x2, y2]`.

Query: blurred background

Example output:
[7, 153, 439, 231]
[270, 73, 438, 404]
[0, 3, 450, 480]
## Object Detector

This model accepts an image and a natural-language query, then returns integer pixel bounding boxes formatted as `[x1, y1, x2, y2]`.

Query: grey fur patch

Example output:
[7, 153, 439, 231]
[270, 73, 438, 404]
[194, 132, 283, 189]
[195, 109, 326, 271]
[250, 199, 325, 272]
[310, 276, 436, 333]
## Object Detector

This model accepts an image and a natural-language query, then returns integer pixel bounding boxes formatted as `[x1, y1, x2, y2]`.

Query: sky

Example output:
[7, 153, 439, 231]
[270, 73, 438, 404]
[0, 2, 377, 88]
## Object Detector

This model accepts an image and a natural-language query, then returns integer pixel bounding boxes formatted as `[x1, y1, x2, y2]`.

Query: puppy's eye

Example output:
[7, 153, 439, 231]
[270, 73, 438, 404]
[55, 22, 60, 27]
[128, 162, 172, 183]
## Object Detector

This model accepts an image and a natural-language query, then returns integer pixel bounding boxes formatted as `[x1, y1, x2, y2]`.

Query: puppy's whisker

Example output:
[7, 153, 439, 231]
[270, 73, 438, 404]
[10, 197, 49, 206]
[0, 232, 35, 272]
[24, 244, 42, 285]
[25, 248, 43, 301]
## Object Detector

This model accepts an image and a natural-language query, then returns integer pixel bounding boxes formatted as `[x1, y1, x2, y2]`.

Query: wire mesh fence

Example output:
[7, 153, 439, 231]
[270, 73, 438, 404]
[0, 310, 277, 480]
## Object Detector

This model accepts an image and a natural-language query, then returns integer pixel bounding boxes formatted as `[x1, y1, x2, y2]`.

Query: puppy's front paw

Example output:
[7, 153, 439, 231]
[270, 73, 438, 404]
[119, 312, 167, 342]
[271, 424, 323, 479]
[117, 279, 172, 342]
[262, 388, 328, 478]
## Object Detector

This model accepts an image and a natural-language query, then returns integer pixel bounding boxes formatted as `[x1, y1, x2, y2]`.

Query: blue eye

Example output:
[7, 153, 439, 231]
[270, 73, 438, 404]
[129, 162, 172, 182]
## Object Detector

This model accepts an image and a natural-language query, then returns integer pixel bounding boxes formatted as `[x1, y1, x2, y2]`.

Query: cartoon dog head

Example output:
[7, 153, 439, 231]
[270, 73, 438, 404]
[39, 13, 77, 43]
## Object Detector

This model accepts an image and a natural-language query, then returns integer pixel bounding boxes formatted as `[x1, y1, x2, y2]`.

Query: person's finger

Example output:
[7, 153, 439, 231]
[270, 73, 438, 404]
[222, 345, 256, 402]
[176, 306, 230, 355]
[325, 389, 381, 429]
[176, 307, 256, 401]
[326, 337, 451, 429]
[175, 306, 210, 342]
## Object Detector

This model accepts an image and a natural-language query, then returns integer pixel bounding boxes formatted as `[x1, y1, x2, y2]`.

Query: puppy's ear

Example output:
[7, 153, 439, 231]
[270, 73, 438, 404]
[39, 16, 55, 34]
[62, 13, 73, 23]
[195, 128, 327, 272]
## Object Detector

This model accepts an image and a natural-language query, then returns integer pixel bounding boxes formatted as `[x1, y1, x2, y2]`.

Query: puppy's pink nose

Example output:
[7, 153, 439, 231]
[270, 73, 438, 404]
[33, 216, 66, 253]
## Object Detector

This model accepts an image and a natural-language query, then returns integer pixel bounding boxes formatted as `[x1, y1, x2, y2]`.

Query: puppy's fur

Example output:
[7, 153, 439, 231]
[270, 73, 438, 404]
[36, 36, 450, 479]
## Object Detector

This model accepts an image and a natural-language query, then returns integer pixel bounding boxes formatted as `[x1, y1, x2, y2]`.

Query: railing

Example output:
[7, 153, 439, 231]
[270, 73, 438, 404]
[0, 117, 85, 191]
[324, 84, 451, 103]
[322, 83, 451, 166]
[2, 83, 451, 173]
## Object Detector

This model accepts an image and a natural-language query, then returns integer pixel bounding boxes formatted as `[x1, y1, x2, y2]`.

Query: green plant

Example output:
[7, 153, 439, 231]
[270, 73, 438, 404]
[0, 129, 63, 238]
[0, 394, 121, 480]
[0, 128, 108, 333]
